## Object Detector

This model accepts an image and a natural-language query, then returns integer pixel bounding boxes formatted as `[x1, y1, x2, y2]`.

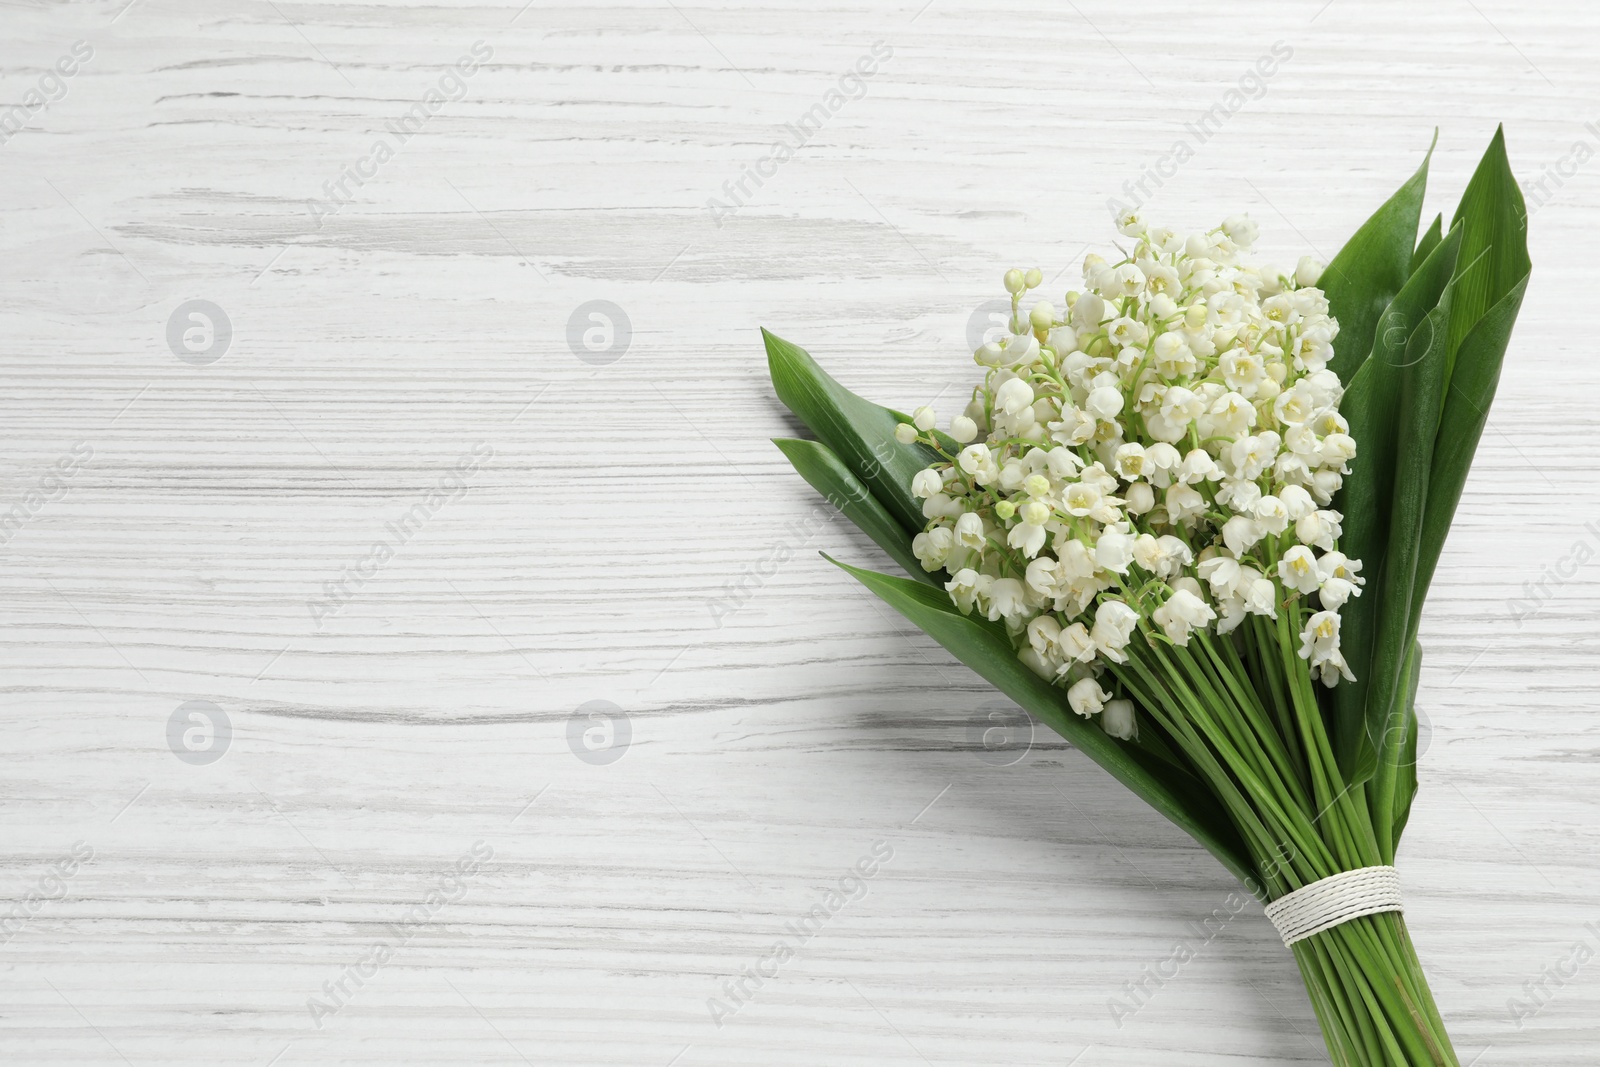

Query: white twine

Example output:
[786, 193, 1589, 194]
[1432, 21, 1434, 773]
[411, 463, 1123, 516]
[1263, 866, 1403, 947]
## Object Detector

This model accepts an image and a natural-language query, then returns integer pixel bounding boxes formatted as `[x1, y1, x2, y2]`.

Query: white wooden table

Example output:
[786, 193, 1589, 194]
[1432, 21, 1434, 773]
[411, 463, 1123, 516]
[2, 1, 1596, 1063]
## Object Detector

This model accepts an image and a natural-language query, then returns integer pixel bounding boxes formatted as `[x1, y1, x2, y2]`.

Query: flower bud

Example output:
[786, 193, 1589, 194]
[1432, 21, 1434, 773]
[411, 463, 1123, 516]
[913, 405, 937, 431]
[1100, 698, 1137, 740]
[1125, 481, 1155, 515]
[1002, 332, 1041, 367]
[895, 422, 917, 444]
[1003, 269, 1025, 294]
[950, 415, 978, 443]
[1085, 386, 1124, 420]
[1096, 530, 1135, 574]
[1221, 214, 1259, 248]
[1072, 292, 1106, 329]
[1278, 484, 1315, 520]
[1020, 500, 1051, 526]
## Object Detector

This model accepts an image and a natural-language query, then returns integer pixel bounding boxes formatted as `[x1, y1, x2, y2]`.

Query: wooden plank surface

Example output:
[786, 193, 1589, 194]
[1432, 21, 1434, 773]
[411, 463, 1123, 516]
[1, 0, 1596, 1063]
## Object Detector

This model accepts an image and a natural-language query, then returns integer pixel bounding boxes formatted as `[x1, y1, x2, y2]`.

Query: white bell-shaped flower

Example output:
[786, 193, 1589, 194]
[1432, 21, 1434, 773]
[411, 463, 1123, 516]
[1068, 677, 1111, 717]
[1101, 698, 1138, 740]
[1152, 589, 1216, 646]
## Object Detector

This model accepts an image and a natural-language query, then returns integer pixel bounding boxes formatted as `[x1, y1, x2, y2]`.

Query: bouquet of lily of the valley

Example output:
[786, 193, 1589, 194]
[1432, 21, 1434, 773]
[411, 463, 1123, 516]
[764, 129, 1529, 1065]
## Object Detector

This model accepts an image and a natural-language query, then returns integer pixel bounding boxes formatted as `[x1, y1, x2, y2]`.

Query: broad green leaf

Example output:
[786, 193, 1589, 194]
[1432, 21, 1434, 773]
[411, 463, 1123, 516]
[1401, 130, 1532, 635]
[1446, 126, 1532, 377]
[832, 557, 1257, 886]
[1412, 214, 1443, 274]
[773, 437, 939, 587]
[1323, 134, 1434, 384]
[1331, 227, 1462, 779]
[765, 328, 943, 538]
[1365, 289, 1454, 862]
[1388, 641, 1424, 848]
[1386, 131, 1531, 848]
[1408, 276, 1529, 636]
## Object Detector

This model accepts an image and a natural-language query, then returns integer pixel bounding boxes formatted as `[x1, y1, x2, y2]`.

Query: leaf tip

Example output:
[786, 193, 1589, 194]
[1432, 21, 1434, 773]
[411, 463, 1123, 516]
[821, 551, 871, 580]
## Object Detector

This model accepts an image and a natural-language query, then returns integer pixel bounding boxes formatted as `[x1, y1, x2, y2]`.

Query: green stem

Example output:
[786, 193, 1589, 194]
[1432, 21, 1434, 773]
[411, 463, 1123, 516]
[1295, 915, 1457, 1065]
[1117, 623, 1459, 1065]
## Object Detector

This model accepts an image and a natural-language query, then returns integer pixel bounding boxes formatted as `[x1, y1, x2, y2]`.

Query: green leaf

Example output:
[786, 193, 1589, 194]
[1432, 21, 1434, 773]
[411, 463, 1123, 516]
[1363, 288, 1454, 862]
[1412, 214, 1443, 274]
[1331, 226, 1462, 779]
[773, 438, 940, 586]
[831, 556, 1257, 886]
[1323, 133, 1435, 384]
[1388, 641, 1424, 848]
[1402, 129, 1532, 635]
[1445, 126, 1532, 377]
[1384, 130, 1531, 849]
[1408, 276, 1529, 635]
[765, 328, 944, 538]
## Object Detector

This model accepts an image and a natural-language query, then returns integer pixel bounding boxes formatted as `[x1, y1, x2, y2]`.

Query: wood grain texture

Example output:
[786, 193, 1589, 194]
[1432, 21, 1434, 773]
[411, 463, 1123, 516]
[1, 0, 1596, 1063]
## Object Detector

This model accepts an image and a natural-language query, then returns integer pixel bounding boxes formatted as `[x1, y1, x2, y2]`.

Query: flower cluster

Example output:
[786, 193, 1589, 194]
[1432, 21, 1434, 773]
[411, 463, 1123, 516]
[897, 212, 1365, 739]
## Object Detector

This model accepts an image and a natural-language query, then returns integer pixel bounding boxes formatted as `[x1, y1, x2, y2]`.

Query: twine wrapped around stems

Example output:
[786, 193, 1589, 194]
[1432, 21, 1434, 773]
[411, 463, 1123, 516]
[1265, 866, 1403, 946]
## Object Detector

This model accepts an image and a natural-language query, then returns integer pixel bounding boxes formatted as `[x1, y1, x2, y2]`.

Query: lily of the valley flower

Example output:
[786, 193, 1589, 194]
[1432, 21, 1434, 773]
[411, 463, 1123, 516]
[1152, 588, 1217, 645]
[1278, 545, 1323, 595]
[905, 213, 1364, 734]
[1092, 600, 1140, 663]
[1299, 609, 1355, 685]
[1068, 677, 1111, 717]
[1100, 698, 1138, 740]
